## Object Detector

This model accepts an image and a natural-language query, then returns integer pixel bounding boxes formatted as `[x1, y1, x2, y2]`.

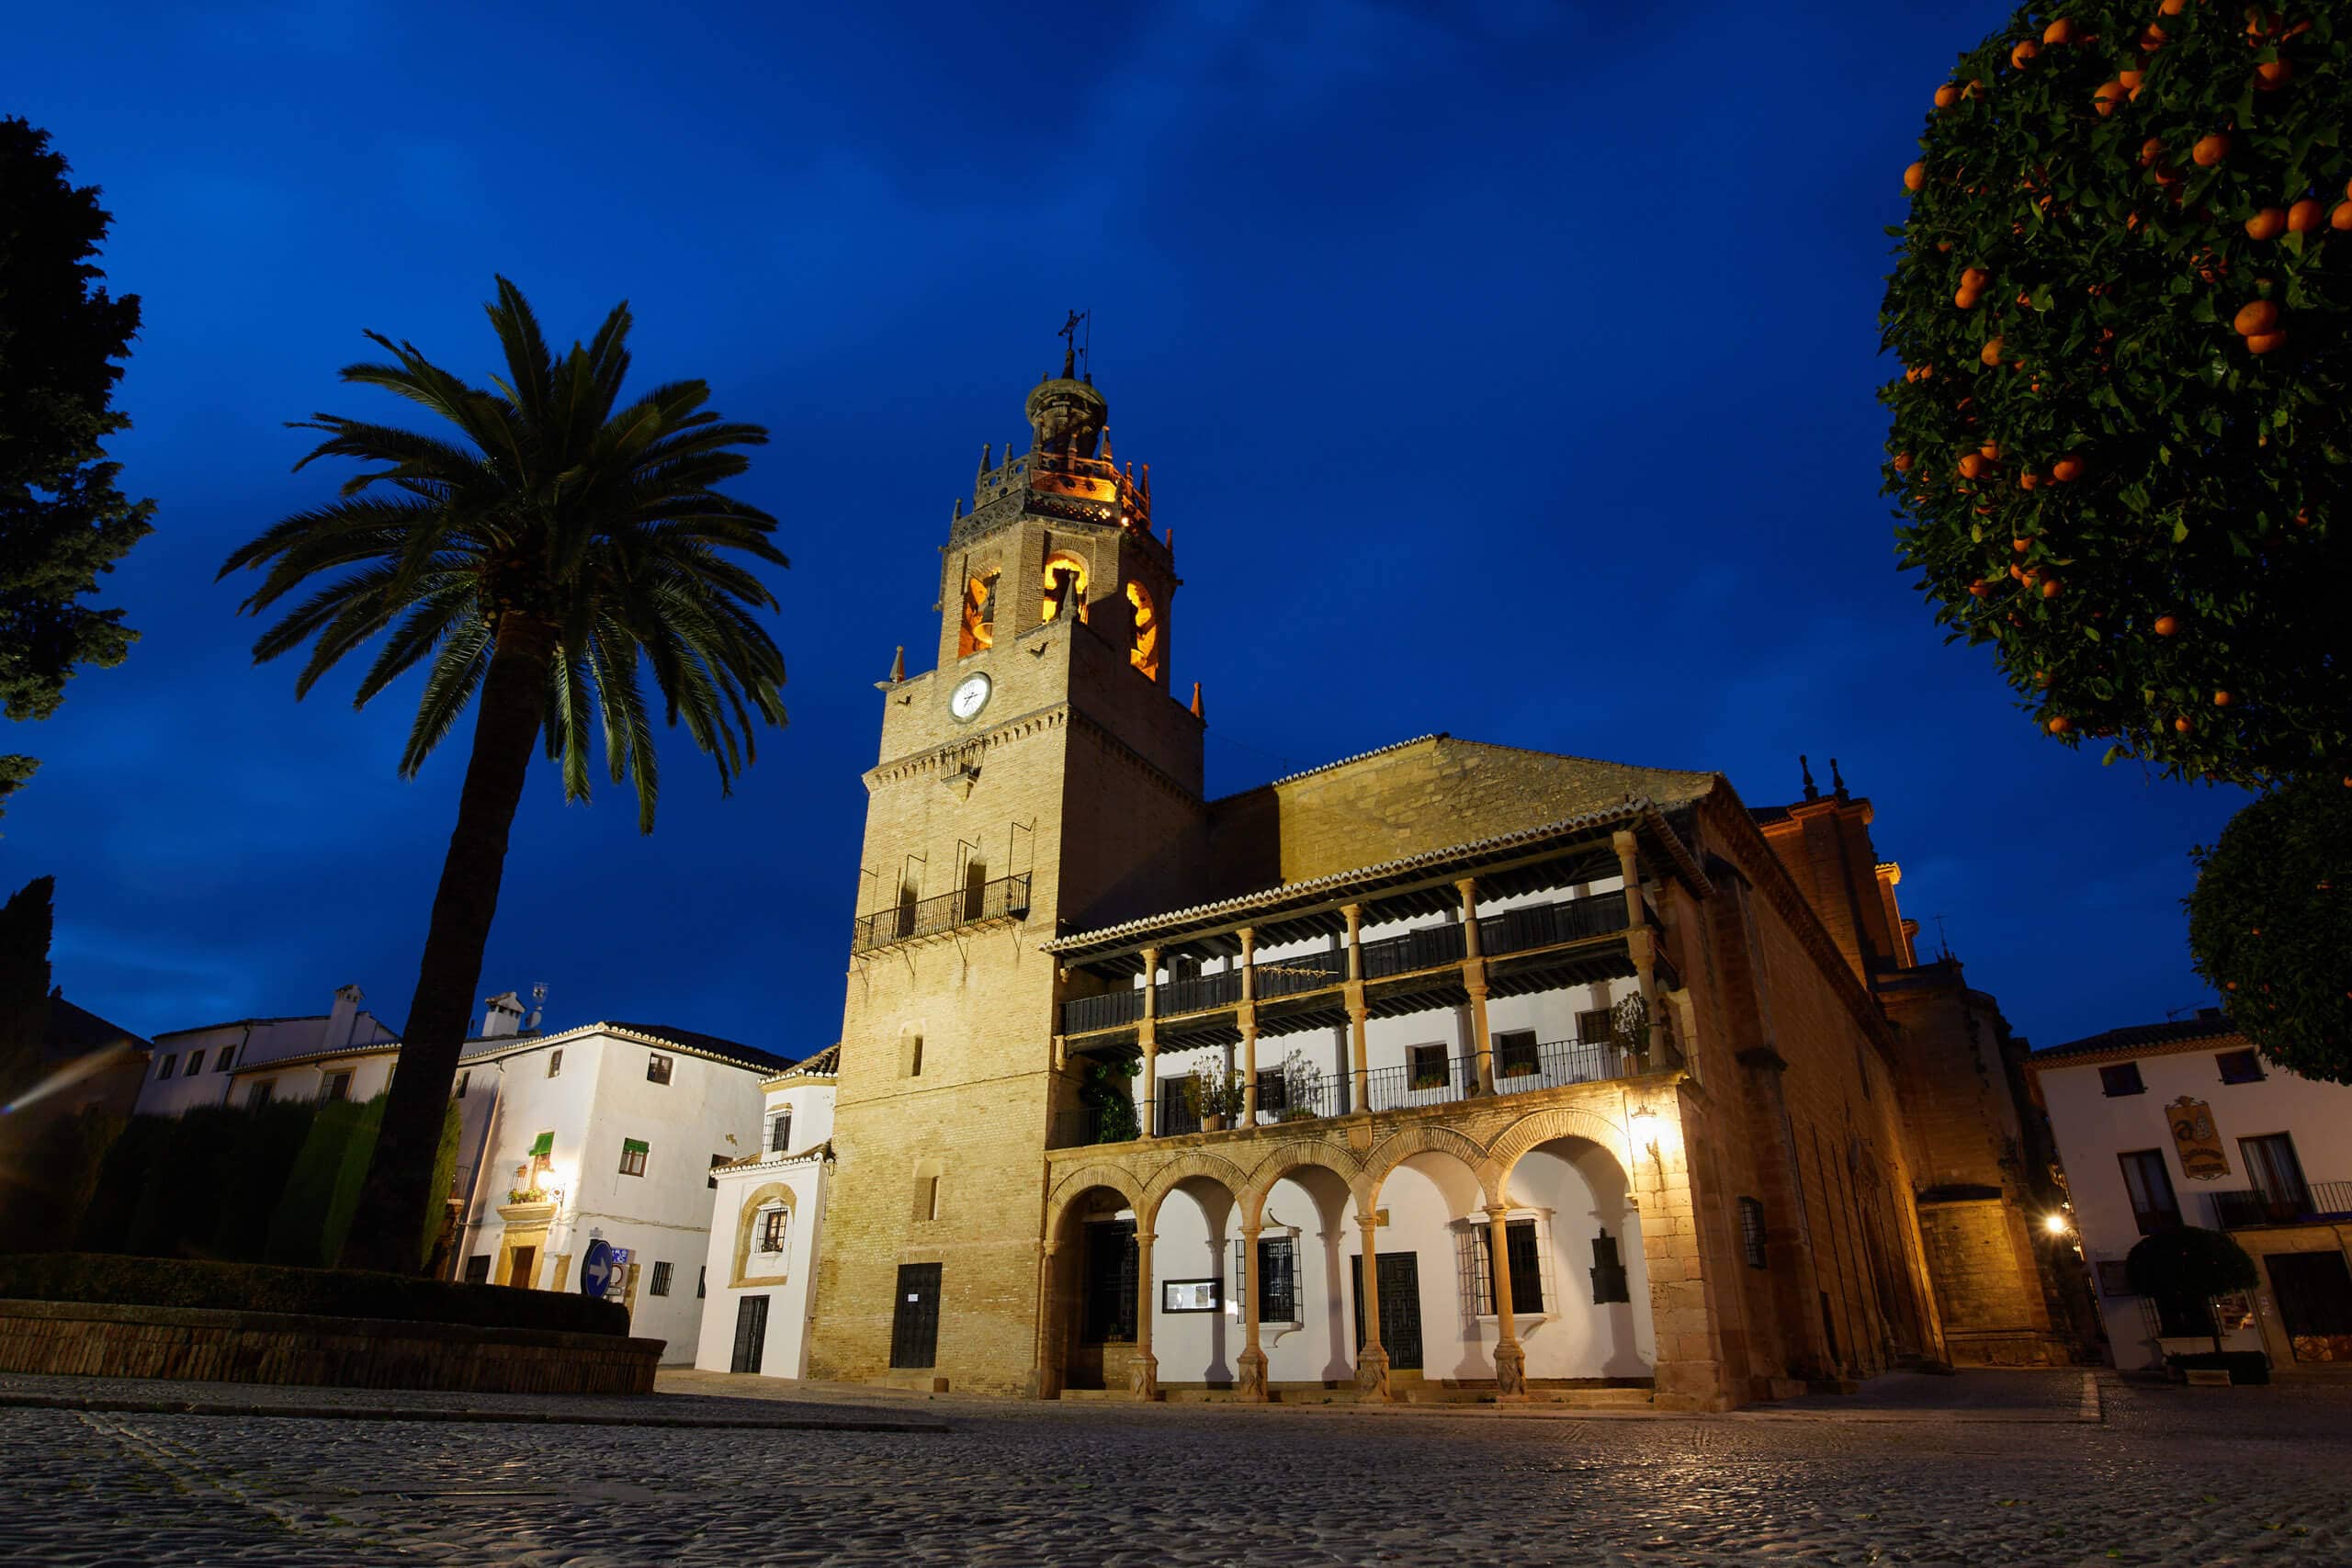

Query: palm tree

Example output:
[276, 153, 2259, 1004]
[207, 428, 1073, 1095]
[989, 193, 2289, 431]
[220, 278, 786, 1274]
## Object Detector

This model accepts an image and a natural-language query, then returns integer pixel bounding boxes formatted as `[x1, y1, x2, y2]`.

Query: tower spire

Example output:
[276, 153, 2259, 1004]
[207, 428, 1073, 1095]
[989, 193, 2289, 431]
[1799, 754, 1819, 803]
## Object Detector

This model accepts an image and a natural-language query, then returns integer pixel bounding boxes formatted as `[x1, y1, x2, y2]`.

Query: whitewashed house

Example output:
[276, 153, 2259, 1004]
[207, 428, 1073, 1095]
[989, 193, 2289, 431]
[134, 985, 397, 1115]
[2032, 1011, 2352, 1376]
[447, 1017, 794, 1363]
[695, 1045, 839, 1377]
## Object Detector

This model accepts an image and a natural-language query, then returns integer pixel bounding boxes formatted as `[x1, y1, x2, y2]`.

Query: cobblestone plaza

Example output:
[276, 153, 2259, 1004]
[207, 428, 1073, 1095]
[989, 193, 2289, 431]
[0, 1371, 2344, 1565]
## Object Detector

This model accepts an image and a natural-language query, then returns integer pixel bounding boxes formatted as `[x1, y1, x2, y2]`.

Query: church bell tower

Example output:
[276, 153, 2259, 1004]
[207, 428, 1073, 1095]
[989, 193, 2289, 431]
[806, 340, 1204, 1393]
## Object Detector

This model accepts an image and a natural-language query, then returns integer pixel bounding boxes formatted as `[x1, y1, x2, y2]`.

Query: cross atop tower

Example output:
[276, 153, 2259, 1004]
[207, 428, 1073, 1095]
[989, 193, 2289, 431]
[1057, 309, 1089, 379]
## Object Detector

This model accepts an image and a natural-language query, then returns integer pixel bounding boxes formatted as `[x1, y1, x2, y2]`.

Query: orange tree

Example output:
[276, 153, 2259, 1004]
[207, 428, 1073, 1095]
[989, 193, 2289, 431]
[1880, 5, 2348, 784]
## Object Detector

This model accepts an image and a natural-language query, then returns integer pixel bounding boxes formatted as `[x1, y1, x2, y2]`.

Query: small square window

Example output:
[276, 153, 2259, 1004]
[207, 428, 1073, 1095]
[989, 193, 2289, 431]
[321, 1071, 353, 1103]
[760, 1209, 789, 1252]
[647, 1054, 673, 1085]
[2216, 1049, 2265, 1085]
[1576, 1008, 1613, 1044]
[1495, 1031, 1539, 1078]
[650, 1261, 673, 1297]
[186, 1049, 205, 1076]
[217, 1044, 236, 1072]
[2099, 1063, 2145, 1097]
[1407, 1043, 1449, 1089]
[248, 1078, 275, 1107]
[769, 1110, 793, 1153]
[547, 1049, 563, 1078]
[157, 1054, 178, 1080]
[618, 1138, 649, 1177]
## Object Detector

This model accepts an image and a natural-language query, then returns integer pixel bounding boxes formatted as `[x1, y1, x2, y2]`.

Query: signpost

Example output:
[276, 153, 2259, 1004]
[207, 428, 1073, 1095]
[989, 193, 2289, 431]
[581, 1239, 632, 1299]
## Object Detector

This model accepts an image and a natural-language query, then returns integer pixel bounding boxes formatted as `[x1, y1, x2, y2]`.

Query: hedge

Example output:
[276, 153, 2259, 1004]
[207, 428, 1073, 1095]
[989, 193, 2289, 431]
[0, 1253, 630, 1337]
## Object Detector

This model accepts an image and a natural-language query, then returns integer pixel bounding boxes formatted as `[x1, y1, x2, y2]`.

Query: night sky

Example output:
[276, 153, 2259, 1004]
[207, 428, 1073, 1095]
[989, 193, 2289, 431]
[10, 1, 2236, 1057]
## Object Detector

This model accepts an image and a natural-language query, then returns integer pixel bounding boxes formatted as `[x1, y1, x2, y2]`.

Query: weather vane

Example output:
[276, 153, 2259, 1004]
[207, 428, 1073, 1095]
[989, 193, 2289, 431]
[1058, 309, 1090, 376]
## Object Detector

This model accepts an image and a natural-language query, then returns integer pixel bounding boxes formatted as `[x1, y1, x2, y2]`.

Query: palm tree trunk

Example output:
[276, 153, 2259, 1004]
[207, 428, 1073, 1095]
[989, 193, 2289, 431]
[341, 612, 552, 1274]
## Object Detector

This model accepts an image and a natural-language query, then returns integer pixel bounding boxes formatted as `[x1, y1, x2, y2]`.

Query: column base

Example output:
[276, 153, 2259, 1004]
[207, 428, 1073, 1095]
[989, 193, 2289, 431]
[1129, 1352, 1160, 1402]
[1237, 1348, 1269, 1403]
[1354, 1347, 1391, 1403]
[1494, 1339, 1527, 1397]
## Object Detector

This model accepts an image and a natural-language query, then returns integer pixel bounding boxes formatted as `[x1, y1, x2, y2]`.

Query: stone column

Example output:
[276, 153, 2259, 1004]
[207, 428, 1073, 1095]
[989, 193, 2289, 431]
[1238, 927, 1259, 1125]
[1343, 904, 1370, 1112]
[1612, 830, 1667, 1065]
[1237, 1220, 1268, 1401]
[1458, 876, 1493, 1096]
[1139, 945, 1160, 1139]
[1354, 1210, 1390, 1401]
[1131, 1229, 1159, 1400]
[1486, 1205, 1527, 1396]
[1035, 1238, 1062, 1400]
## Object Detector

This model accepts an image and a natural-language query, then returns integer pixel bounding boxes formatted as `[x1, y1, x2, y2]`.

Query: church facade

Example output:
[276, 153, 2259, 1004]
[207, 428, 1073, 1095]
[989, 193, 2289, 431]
[801, 357, 2068, 1409]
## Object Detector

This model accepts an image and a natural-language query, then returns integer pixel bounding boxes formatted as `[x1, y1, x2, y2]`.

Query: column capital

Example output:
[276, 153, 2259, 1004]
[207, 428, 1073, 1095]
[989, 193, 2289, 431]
[1482, 1202, 1514, 1222]
[1355, 1210, 1381, 1233]
[1238, 1221, 1262, 1241]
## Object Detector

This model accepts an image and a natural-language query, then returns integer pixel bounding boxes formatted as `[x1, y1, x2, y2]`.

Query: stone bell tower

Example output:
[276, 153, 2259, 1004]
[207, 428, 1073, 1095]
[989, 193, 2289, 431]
[806, 344, 1205, 1394]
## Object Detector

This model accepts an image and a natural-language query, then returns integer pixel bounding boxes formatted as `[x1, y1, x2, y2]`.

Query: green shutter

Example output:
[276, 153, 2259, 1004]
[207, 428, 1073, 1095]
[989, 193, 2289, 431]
[528, 1132, 553, 1157]
[622, 1137, 649, 1156]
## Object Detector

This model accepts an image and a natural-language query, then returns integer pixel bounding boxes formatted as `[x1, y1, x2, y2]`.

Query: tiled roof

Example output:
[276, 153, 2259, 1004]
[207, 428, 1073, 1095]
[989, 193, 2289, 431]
[458, 1020, 794, 1077]
[766, 1043, 840, 1083]
[1262, 734, 1447, 789]
[2034, 1015, 2240, 1062]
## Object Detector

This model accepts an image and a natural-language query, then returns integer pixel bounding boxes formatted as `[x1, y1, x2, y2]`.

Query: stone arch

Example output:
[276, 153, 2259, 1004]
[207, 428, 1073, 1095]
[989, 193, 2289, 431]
[1139, 1149, 1252, 1231]
[1485, 1105, 1636, 1191]
[1363, 1122, 1501, 1211]
[1045, 1163, 1148, 1238]
[730, 1179, 797, 1288]
[1238, 1142, 1364, 1229]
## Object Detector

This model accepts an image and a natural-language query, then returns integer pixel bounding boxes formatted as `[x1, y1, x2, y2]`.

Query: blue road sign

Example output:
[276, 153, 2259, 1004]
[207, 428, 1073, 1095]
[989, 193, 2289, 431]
[581, 1238, 616, 1296]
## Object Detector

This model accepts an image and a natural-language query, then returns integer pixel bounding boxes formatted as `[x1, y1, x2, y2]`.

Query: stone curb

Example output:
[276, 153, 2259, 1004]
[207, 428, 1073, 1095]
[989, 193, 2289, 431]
[0, 1391, 949, 1433]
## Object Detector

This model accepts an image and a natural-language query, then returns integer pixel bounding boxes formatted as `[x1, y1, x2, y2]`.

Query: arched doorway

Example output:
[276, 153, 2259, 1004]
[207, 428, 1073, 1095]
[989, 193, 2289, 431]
[1149, 1174, 1239, 1389]
[1045, 1181, 1141, 1394]
[1363, 1147, 1488, 1385]
[1501, 1136, 1657, 1382]
[1249, 1157, 1357, 1388]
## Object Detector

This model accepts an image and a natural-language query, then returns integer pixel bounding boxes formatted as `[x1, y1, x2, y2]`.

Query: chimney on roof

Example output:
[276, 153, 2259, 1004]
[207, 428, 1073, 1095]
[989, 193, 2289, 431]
[326, 984, 364, 1050]
[481, 991, 526, 1038]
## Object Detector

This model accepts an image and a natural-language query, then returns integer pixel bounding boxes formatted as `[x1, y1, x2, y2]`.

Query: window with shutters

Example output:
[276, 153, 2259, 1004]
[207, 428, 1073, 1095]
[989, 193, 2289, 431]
[647, 1054, 674, 1085]
[2100, 1062, 2145, 1097]
[2216, 1050, 2265, 1085]
[156, 1055, 177, 1080]
[1576, 1008, 1613, 1044]
[247, 1079, 275, 1107]
[759, 1208, 789, 1253]
[463, 1255, 492, 1285]
[1258, 1236, 1298, 1322]
[321, 1071, 352, 1103]
[1408, 1043, 1448, 1089]
[1468, 1218, 1547, 1315]
[618, 1137, 650, 1178]
[650, 1261, 673, 1297]
[217, 1044, 236, 1071]
[1495, 1030, 1539, 1078]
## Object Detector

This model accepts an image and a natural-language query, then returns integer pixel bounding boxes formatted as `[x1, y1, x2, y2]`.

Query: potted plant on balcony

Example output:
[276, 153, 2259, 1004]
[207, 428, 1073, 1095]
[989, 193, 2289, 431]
[1193, 1066, 1245, 1132]
[1276, 1051, 1319, 1122]
[1608, 994, 1651, 1073]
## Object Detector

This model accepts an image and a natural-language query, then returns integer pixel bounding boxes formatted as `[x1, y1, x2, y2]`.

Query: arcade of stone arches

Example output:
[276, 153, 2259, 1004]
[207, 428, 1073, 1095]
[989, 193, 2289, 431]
[1039, 1105, 1665, 1401]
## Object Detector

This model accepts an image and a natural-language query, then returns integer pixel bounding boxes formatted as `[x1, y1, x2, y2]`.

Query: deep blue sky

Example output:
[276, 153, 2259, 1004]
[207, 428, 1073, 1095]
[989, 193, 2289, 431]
[10, 0, 2237, 1056]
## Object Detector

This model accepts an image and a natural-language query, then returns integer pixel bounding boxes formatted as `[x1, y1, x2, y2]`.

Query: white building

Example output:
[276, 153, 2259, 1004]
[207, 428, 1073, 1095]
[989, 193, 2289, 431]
[2032, 1011, 2352, 1375]
[695, 1045, 839, 1377]
[448, 1017, 795, 1363]
[134, 984, 397, 1115]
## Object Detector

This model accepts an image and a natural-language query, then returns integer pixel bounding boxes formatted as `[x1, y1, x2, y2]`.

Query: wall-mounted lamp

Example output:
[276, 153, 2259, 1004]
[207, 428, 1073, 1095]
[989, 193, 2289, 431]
[1628, 1104, 1660, 1160]
[2041, 1212, 2070, 1236]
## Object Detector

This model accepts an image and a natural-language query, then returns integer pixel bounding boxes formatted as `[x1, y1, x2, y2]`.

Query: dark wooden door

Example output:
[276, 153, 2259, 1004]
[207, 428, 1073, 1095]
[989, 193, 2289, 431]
[891, 1262, 944, 1369]
[730, 1294, 769, 1374]
[506, 1246, 536, 1288]
[1350, 1252, 1424, 1371]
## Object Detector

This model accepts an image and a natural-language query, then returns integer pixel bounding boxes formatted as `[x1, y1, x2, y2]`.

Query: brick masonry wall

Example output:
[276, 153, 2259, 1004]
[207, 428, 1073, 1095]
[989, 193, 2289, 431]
[0, 1300, 661, 1394]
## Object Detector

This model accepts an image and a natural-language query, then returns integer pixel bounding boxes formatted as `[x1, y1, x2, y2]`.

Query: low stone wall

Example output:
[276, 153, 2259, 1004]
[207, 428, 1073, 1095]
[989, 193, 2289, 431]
[0, 1299, 665, 1396]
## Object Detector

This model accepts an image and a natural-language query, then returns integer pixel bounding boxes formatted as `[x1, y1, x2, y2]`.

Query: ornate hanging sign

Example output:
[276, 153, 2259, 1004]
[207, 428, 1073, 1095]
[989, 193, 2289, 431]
[2165, 1096, 2231, 1181]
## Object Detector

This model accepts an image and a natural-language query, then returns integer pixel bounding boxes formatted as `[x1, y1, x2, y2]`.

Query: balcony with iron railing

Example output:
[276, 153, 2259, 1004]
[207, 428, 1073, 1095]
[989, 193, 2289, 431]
[2207, 1180, 2352, 1230]
[1048, 1035, 1671, 1150]
[1057, 888, 1666, 1038]
[851, 873, 1031, 954]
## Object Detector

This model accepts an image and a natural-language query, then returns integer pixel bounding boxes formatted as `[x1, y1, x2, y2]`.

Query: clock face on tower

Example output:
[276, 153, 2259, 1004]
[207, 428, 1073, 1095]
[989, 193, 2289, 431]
[949, 671, 992, 723]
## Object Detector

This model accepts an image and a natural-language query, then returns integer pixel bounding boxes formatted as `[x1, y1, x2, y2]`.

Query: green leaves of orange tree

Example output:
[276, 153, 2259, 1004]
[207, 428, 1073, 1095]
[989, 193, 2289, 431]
[1881, 5, 2348, 785]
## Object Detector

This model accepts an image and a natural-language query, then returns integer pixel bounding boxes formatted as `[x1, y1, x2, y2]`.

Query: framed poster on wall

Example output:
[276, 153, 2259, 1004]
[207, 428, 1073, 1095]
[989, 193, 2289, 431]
[1162, 1278, 1221, 1313]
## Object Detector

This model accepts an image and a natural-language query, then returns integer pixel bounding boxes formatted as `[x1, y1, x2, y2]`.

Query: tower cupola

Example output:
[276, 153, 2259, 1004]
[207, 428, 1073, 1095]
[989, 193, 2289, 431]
[1024, 348, 1109, 459]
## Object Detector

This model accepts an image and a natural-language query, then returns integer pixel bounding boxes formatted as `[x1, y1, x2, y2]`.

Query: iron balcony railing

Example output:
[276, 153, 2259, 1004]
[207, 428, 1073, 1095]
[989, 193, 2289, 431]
[2208, 1180, 2352, 1229]
[1054, 889, 1660, 1034]
[851, 873, 1031, 953]
[1049, 1035, 1670, 1148]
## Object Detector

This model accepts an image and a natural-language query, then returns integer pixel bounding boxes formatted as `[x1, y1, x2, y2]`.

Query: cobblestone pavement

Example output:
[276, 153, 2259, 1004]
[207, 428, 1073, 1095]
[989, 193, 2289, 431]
[0, 1371, 2345, 1566]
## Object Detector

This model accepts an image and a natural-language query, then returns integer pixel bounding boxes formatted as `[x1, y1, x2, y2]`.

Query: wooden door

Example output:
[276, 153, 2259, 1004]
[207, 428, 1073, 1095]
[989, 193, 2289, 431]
[891, 1263, 943, 1369]
[506, 1245, 536, 1289]
[730, 1294, 770, 1374]
[1351, 1251, 1424, 1371]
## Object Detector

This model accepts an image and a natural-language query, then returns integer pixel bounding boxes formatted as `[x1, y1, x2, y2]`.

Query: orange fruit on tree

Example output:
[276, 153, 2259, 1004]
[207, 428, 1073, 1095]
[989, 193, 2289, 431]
[2138, 137, 2165, 166]
[2234, 299, 2280, 336]
[2289, 198, 2324, 233]
[2255, 59, 2292, 91]
[2041, 18, 2076, 44]
[2154, 615, 2178, 637]
[2010, 40, 2039, 68]
[1980, 442, 2002, 459]
[2157, 0, 2184, 11]
[2041, 578, 2064, 599]
[2333, 201, 2352, 231]
[2140, 24, 2167, 50]
[2094, 80, 2126, 115]
[1969, 580, 1993, 598]
[2119, 70, 2143, 91]
[2052, 456, 2086, 482]
[1935, 84, 1962, 108]
[2020, 471, 2041, 491]
[2246, 332, 2287, 354]
[2013, 536, 2031, 551]
[1893, 452, 1914, 472]
[1960, 265, 1990, 290]
[1959, 452, 1990, 479]
[2047, 716, 2073, 734]
[2214, 691, 2233, 706]
[2245, 208, 2287, 241]
[1981, 337, 2005, 367]
[2193, 133, 2232, 167]
[2175, 716, 2193, 733]
[1904, 162, 1927, 193]
[1955, 286, 1983, 309]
